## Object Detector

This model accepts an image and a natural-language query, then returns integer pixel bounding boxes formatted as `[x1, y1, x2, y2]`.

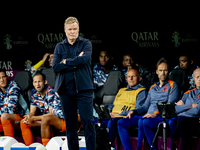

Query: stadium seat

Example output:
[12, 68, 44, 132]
[14, 70, 33, 109]
[94, 70, 126, 105]
[169, 68, 189, 99]
[10, 71, 32, 138]
[14, 71, 33, 93]
[102, 95, 116, 106]
[103, 70, 126, 96]
[41, 68, 55, 88]
[140, 70, 157, 89]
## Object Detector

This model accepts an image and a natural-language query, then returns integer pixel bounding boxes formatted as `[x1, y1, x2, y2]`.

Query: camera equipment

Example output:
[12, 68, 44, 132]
[93, 103, 111, 150]
[150, 102, 177, 150]
[93, 103, 111, 121]
[157, 102, 177, 119]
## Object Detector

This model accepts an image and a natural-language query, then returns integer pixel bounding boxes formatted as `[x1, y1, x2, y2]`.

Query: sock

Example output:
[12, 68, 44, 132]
[0, 123, 3, 132]
[0, 117, 3, 132]
[20, 121, 33, 146]
[2, 120, 14, 137]
[0, 120, 3, 133]
[42, 138, 50, 146]
[142, 138, 144, 150]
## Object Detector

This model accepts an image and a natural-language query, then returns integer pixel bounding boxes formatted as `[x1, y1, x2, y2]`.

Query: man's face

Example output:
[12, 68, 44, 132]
[0, 72, 8, 89]
[48, 54, 54, 67]
[127, 70, 141, 88]
[193, 69, 200, 89]
[156, 63, 168, 82]
[179, 56, 190, 69]
[122, 55, 134, 67]
[64, 22, 79, 41]
[33, 75, 46, 93]
[99, 51, 110, 67]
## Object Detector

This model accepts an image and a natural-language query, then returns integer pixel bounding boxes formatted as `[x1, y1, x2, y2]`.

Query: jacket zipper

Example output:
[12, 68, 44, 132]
[74, 71, 78, 93]
[73, 41, 80, 93]
[62, 41, 79, 93]
[59, 44, 69, 92]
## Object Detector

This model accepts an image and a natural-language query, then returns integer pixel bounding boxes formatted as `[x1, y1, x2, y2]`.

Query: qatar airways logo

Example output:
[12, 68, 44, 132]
[131, 32, 159, 47]
[38, 33, 64, 49]
[0, 61, 17, 79]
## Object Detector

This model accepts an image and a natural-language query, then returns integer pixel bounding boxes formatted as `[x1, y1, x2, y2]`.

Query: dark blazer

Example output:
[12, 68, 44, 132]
[52, 36, 94, 92]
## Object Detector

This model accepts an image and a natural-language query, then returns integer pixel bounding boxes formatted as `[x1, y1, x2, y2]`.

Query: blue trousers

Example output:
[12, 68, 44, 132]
[107, 117, 121, 142]
[117, 115, 144, 150]
[59, 89, 96, 150]
[143, 117, 177, 150]
[178, 116, 199, 150]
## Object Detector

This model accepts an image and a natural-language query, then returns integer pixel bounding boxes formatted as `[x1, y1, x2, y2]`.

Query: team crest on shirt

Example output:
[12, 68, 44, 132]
[163, 86, 168, 92]
[4, 97, 9, 105]
[44, 102, 48, 110]
[198, 94, 200, 99]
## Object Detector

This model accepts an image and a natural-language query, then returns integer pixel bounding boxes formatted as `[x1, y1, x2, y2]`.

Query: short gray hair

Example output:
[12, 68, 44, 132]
[64, 17, 79, 28]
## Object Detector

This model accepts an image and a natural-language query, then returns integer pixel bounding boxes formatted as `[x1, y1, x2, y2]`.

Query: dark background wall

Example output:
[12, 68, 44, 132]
[1, 3, 199, 79]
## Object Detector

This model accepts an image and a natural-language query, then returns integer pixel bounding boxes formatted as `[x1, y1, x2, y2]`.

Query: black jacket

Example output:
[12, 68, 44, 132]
[52, 36, 94, 92]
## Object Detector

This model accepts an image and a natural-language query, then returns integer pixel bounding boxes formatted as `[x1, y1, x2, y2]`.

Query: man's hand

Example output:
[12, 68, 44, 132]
[143, 113, 156, 118]
[79, 52, 84, 57]
[61, 52, 84, 65]
[125, 111, 134, 119]
[22, 114, 31, 124]
[42, 53, 50, 62]
[62, 59, 66, 64]
[175, 100, 184, 105]
[192, 103, 198, 108]
[110, 112, 119, 118]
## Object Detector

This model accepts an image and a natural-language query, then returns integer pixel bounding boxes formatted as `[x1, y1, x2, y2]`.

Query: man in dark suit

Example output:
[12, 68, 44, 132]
[52, 17, 95, 150]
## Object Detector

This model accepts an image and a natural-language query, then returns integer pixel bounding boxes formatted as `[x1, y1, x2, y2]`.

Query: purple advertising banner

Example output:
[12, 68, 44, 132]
[6, 70, 18, 81]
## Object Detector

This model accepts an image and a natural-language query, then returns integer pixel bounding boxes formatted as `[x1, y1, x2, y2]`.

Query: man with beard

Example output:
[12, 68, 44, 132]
[20, 72, 64, 146]
[142, 58, 179, 150]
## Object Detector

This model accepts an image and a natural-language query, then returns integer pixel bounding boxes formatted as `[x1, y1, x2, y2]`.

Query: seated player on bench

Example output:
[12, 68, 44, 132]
[20, 72, 65, 146]
[175, 68, 200, 150]
[107, 69, 147, 142]
[0, 69, 25, 137]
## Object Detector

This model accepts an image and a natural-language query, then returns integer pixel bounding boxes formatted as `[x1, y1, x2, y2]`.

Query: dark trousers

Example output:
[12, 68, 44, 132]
[59, 89, 96, 150]
[107, 117, 121, 143]
[178, 117, 199, 150]
[117, 115, 144, 150]
[143, 117, 177, 150]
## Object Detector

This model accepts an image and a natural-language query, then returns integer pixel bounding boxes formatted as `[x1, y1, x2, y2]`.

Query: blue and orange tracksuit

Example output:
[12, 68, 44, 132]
[118, 80, 179, 150]
[93, 63, 119, 89]
[175, 88, 200, 150]
[0, 81, 22, 116]
[0, 80, 23, 137]
[176, 88, 200, 117]
[20, 84, 63, 146]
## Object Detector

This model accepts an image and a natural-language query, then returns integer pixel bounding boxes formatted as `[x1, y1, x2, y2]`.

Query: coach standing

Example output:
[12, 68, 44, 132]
[52, 17, 95, 150]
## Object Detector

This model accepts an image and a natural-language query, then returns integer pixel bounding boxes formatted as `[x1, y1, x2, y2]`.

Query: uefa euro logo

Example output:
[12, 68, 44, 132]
[172, 31, 181, 47]
[4, 34, 12, 50]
